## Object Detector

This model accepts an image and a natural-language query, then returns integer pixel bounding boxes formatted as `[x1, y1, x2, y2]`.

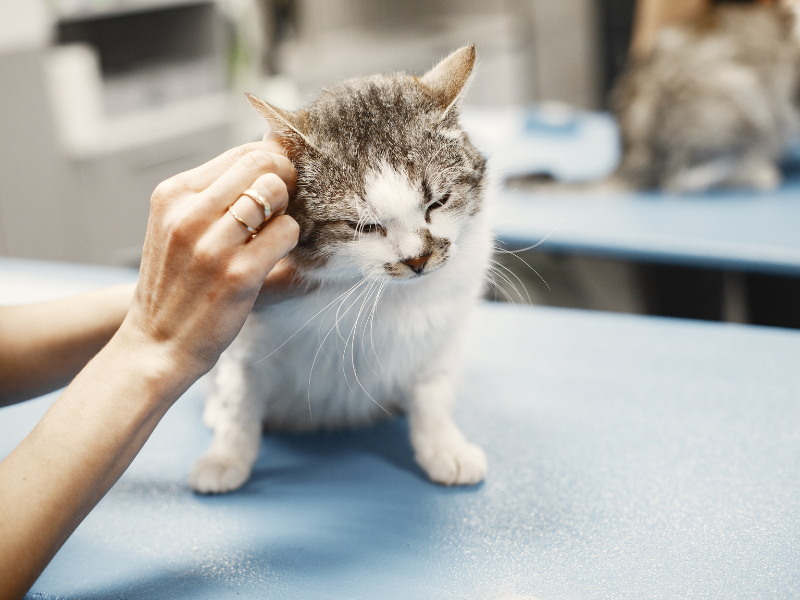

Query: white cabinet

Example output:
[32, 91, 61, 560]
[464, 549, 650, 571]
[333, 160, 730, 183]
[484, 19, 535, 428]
[0, 1, 235, 265]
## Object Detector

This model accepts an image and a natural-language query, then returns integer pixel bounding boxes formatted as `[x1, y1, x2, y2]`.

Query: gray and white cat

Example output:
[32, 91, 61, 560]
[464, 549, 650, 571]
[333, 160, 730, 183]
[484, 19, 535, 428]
[612, 1, 800, 193]
[190, 46, 493, 494]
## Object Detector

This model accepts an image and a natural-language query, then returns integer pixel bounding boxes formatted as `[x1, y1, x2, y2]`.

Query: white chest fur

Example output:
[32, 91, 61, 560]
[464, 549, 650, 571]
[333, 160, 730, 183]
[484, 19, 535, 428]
[206, 218, 492, 432]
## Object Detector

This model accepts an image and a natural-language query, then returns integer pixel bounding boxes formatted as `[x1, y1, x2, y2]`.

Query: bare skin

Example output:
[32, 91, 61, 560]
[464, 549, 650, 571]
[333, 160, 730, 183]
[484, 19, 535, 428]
[0, 140, 300, 600]
[0, 258, 300, 408]
[0, 283, 136, 407]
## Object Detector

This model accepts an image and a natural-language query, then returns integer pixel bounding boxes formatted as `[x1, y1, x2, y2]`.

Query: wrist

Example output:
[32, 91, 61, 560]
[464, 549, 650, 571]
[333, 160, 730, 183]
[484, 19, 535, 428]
[108, 321, 209, 404]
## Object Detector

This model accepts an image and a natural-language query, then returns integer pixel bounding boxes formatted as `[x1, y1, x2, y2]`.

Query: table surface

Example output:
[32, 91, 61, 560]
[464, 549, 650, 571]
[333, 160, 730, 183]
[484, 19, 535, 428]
[462, 106, 800, 276]
[3, 259, 800, 600]
[492, 178, 800, 276]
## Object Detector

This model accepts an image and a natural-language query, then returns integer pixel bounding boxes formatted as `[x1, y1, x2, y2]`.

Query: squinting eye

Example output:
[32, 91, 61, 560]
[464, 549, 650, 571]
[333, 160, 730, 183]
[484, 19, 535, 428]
[346, 221, 386, 236]
[426, 191, 451, 220]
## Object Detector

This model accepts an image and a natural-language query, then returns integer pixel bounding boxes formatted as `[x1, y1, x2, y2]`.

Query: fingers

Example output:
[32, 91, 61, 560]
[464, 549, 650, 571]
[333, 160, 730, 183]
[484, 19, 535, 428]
[230, 173, 290, 231]
[241, 215, 300, 280]
[172, 141, 295, 194]
[249, 214, 300, 258]
[214, 172, 291, 246]
[200, 150, 296, 217]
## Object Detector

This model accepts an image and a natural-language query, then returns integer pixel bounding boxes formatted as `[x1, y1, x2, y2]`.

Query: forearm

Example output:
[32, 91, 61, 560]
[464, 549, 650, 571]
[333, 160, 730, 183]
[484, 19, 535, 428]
[0, 140, 298, 599]
[0, 283, 136, 406]
[0, 327, 198, 600]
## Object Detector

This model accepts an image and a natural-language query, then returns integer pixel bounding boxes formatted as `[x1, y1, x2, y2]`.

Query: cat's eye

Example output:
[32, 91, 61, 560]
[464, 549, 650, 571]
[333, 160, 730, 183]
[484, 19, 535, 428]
[426, 191, 451, 221]
[346, 221, 386, 236]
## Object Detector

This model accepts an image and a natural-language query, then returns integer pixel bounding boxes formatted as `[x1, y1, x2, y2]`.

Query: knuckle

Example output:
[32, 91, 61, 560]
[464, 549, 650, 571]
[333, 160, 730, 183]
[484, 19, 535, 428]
[228, 143, 259, 163]
[162, 207, 201, 248]
[260, 172, 288, 200]
[165, 217, 191, 247]
[191, 243, 219, 270]
[152, 178, 183, 204]
[221, 257, 256, 290]
[226, 264, 250, 287]
[240, 150, 276, 174]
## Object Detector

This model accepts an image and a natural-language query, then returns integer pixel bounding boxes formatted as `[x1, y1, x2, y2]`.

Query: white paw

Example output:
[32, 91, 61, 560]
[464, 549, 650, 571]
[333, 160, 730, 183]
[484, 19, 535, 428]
[190, 454, 252, 494]
[416, 442, 488, 486]
[749, 163, 781, 191]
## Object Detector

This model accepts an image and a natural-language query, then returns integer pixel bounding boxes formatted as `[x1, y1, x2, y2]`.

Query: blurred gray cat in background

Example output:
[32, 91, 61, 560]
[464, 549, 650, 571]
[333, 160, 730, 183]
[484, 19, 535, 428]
[611, 0, 800, 193]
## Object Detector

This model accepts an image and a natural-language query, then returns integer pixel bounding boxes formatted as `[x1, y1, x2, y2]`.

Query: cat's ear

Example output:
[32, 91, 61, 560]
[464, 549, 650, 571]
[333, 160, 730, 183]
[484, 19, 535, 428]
[419, 45, 476, 117]
[245, 93, 313, 152]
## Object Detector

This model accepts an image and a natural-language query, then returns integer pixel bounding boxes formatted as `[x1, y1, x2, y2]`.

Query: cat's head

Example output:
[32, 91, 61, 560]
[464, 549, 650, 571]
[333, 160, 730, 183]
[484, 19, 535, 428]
[247, 45, 486, 284]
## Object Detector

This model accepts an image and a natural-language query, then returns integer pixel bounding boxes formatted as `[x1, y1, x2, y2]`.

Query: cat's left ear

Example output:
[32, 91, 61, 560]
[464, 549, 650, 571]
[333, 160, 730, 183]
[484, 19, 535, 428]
[246, 93, 313, 154]
[419, 45, 476, 118]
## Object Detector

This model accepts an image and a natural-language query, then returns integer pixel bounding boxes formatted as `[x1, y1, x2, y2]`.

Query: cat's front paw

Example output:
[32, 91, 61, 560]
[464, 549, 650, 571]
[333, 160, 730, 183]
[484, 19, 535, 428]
[415, 442, 487, 486]
[190, 454, 252, 494]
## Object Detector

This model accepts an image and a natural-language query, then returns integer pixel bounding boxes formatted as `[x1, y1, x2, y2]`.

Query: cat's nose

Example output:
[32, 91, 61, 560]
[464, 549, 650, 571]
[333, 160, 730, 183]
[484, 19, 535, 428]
[402, 254, 431, 274]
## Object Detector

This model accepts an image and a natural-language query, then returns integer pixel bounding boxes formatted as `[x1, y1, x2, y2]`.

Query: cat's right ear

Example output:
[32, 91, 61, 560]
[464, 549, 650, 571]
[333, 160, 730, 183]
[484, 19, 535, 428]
[246, 93, 312, 153]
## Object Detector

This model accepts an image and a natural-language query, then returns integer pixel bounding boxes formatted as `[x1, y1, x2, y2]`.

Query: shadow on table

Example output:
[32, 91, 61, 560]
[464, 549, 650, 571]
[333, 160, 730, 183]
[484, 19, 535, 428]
[251, 416, 427, 485]
[28, 419, 486, 599]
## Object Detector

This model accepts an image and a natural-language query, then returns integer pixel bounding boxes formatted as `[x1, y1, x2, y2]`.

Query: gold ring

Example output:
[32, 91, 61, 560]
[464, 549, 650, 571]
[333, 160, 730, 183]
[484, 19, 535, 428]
[228, 206, 258, 238]
[240, 188, 272, 222]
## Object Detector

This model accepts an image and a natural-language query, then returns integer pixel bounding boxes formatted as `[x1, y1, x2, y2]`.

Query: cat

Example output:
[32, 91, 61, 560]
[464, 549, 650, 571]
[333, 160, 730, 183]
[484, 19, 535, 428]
[610, 0, 800, 193]
[190, 46, 493, 494]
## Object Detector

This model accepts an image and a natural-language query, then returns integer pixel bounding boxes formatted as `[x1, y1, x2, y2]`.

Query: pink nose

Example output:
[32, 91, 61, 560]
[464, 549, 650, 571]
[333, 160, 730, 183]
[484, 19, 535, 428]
[402, 254, 431, 274]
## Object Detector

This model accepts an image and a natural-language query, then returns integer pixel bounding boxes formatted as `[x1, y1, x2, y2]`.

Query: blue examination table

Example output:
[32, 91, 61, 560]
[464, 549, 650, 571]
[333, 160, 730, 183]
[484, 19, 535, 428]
[2, 258, 800, 599]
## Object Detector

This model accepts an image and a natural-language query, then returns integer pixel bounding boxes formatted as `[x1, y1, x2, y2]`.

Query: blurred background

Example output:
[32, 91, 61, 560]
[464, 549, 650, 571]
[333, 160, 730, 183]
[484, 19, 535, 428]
[1, 0, 797, 328]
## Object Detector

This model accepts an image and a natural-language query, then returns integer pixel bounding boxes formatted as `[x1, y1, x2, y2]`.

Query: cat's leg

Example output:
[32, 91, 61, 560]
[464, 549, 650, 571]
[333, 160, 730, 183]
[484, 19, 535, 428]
[408, 371, 487, 486]
[662, 157, 737, 193]
[190, 357, 264, 494]
[726, 156, 781, 191]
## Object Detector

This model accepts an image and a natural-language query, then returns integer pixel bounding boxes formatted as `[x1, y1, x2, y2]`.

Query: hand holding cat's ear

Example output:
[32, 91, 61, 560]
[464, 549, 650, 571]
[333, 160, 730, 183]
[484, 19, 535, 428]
[119, 142, 299, 377]
[166, 140, 296, 197]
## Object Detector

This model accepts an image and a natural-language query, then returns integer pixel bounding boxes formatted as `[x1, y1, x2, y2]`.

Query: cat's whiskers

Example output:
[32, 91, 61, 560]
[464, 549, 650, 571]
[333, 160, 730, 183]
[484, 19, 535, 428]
[456, 254, 530, 305]
[333, 273, 374, 344]
[481, 264, 526, 305]
[498, 218, 565, 253]
[457, 225, 555, 292]
[310, 266, 382, 384]
[487, 265, 530, 305]
[488, 257, 533, 304]
[467, 261, 516, 304]
[491, 246, 552, 291]
[361, 279, 387, 378]
[341, 281, 391, 415]
[460, 242, 551, 292]
[308, 276, 377, 418]
[485, 273, 517, 304]
[247, 275, 372, 367]
[354, 280, 383, 379]
[340, 279, 377, 393]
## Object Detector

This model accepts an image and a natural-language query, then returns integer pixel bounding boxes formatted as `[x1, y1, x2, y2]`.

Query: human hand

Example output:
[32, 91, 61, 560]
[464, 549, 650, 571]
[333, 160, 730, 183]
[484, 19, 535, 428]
[118, 141, 299, 379]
